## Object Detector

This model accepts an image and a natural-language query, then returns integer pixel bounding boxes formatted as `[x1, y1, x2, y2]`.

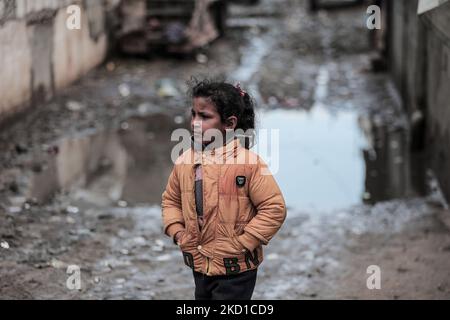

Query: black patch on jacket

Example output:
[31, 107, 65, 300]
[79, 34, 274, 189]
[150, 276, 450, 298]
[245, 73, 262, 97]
[236, 176, 246, 188]
[223, 258, 240, 275]
[245, 249, 260, 269]
[183, 252, 194, 269]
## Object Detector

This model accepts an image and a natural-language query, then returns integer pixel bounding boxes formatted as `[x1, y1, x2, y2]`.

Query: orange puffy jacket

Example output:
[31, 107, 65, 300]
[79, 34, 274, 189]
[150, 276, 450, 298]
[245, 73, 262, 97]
[162, 138, 287, 276]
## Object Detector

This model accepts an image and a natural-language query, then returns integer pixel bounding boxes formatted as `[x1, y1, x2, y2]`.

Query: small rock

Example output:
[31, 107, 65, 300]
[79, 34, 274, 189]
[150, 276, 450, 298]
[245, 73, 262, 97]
[118, 83, 131, 98]
[15, 144, 28, 154]
[196, 53, 208, 64]
[117, 200, 128, 208]
[106, 62, 116, 72]
[118, 229, 129, 238]
[156, 254, 171, 262]
[266, 253, 279, 260]
[131, 236, 147, 247]
[174, 116, 184, 125]
[152, 240, 165, 252]
[50, 258, 66, 269]
[49, 216, 62, 223]
[66, 101, 85, 112]
[120, 122, 130, 130]
[138, 103, 152, 115]
[66, 217, 76, 224]
[152, 245, 164, 252]
[66, 206, 79, 214]
[1, 241, 10, 249]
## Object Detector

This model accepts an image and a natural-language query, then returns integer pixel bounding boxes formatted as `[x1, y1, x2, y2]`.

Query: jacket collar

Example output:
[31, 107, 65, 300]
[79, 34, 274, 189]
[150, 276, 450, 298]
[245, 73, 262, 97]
[191, 136, 241, 164]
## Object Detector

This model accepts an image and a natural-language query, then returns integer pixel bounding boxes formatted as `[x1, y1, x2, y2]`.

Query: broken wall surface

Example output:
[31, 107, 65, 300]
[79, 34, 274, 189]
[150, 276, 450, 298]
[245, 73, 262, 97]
[422, 3, 450, 202]
[387, 0, 450, 202]
[0, 0, 113, 126]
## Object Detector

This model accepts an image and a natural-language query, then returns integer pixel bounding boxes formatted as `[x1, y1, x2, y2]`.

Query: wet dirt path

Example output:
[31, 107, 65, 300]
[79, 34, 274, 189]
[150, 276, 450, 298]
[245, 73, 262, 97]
[1, 0, 450, 299]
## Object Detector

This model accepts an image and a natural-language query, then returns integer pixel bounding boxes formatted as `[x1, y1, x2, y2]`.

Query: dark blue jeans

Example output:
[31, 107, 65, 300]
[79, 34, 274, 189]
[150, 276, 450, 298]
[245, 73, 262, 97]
[193, 269, 258, 300]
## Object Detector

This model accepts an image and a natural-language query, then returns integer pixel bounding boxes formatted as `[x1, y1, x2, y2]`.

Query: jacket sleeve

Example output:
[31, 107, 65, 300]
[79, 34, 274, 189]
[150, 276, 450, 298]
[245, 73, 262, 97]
[161, 165, 185, 238]
[237, 159, 287, 252]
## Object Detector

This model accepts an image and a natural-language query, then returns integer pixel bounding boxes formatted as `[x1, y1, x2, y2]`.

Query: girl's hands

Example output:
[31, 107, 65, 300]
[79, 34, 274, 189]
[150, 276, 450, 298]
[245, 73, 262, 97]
[174, 230, 186, 245]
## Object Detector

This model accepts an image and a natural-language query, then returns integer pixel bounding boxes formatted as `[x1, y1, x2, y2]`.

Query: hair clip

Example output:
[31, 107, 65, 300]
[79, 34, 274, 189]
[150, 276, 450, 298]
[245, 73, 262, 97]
[234, 82, 247, 97]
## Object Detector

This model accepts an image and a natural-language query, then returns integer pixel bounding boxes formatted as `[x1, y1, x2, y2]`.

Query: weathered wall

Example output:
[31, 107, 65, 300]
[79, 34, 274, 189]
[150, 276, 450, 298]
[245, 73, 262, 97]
[0, 0, 110, 125]
[387, 1, 450, 202]
[423, 4, 450, 202]
[388, 0, 427, 116]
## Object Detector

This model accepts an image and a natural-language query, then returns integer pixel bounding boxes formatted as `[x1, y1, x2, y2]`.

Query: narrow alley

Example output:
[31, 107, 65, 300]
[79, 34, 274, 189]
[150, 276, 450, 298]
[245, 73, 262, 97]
[1, 0, 450, 300]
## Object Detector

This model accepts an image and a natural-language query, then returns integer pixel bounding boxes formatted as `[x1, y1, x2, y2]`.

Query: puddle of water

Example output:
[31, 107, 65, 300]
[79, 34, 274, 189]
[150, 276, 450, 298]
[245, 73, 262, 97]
[256, 106, 426, 213]
[26, 106, 426, 213]
[27, 113, 186, 206]
[257, 107, 367, 212]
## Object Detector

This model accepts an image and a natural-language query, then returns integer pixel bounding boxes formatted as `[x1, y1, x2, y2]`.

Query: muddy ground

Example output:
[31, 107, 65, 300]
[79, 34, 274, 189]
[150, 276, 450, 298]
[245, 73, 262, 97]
[1, 0, 450, 300]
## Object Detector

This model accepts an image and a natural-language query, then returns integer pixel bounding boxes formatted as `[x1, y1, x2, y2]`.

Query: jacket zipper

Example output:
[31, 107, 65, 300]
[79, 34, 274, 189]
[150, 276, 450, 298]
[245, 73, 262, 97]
[195, 162, 211, 275]
[193, 165, 201, 237]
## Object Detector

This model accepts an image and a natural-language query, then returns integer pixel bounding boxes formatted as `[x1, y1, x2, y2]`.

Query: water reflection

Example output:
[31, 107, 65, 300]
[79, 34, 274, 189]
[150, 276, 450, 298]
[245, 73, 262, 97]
[28, 113, 185, 205]
[361, 117, 427, 204]
[258, 106, 367, 212]
[257, 107, 426, 213]
[28, 107, 426, 211]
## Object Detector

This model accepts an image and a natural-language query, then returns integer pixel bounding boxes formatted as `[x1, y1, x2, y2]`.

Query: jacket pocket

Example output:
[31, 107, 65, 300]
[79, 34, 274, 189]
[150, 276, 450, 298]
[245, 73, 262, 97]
[214, 235, 244, 257]
[231, 234, 245, 254]
[178, 231, 193, 250]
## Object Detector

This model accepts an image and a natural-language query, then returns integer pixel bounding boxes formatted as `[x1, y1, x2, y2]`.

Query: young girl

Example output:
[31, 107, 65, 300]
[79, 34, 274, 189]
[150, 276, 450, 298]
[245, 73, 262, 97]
[162, 80, 286, 300]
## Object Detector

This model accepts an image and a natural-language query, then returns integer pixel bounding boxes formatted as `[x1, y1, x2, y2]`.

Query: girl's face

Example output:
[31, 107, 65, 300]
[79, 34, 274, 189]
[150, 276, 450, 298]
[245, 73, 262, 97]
[191, 97, 237, 145]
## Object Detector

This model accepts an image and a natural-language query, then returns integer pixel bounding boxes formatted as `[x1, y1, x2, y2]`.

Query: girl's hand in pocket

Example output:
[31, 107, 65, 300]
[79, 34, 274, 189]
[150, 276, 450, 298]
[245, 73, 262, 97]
[174, 230, 186, 245]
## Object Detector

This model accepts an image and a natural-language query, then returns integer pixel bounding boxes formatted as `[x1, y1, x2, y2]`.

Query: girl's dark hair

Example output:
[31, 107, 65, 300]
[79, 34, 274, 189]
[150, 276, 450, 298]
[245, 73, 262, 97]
[188, 78, 255, 132]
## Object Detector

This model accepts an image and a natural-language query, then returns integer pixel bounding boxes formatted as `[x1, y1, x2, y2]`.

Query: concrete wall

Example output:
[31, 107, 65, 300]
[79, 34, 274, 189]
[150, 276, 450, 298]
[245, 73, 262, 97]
[423, 4, 450, 202]
[0, 0, 112, 125]
[388, 0, 427, 116]
[386, 1, 450, 202]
